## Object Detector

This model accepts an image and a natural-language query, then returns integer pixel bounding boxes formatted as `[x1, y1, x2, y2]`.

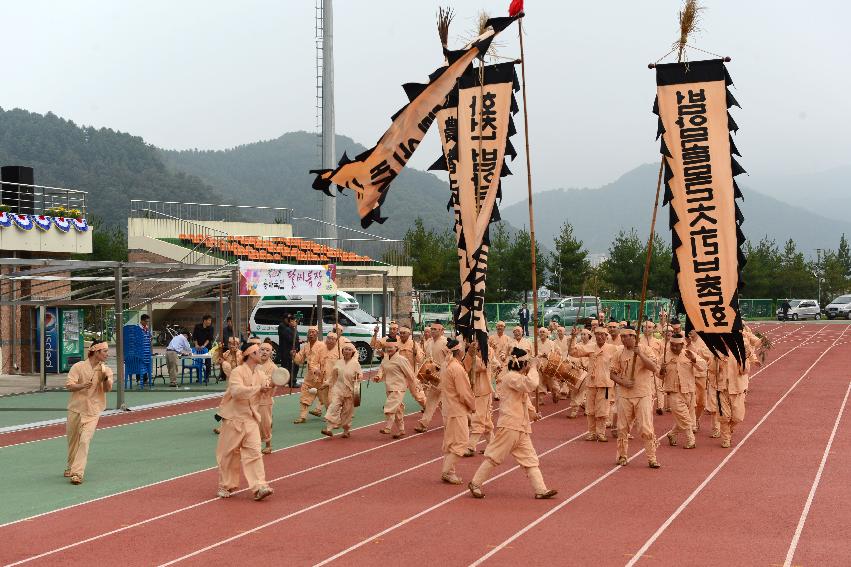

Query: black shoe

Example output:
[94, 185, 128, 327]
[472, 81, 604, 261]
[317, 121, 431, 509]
[169, 383, 178, 388]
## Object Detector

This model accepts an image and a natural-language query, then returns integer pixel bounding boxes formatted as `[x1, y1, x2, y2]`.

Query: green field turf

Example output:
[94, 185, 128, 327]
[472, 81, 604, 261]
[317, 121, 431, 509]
[0, 383, 408, 525]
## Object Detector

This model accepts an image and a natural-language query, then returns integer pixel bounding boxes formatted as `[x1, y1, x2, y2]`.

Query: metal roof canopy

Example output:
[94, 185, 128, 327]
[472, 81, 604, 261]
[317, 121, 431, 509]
[0, 258, 240, 410]
[0, 257, 392, 410]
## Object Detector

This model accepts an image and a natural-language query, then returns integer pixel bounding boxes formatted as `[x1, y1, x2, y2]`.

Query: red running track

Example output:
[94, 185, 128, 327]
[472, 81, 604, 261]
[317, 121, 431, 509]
[2, 324, 846, 567]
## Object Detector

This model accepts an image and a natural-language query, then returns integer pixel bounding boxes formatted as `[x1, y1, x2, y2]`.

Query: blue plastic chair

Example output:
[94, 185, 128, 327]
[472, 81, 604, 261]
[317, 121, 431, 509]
[181, 347, 208, 384]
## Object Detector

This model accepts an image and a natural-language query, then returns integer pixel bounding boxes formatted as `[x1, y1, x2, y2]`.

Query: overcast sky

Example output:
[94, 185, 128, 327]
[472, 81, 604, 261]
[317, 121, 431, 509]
[2, 0, 849, 206]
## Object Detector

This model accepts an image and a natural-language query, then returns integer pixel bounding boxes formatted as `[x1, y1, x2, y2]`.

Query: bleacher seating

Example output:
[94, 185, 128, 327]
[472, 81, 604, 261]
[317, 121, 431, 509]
[174, 234, 374, 265]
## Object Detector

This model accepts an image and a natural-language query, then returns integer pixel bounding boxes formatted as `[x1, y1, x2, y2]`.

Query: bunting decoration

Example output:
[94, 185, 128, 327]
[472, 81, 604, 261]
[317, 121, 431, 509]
[311, 14, 520, 228]
[653, 58, 746, 363]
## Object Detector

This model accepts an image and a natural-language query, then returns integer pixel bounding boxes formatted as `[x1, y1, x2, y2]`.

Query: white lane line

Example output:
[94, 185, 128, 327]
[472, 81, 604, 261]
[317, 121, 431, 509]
[314, 429, 591, 567]
[467, 324, 831, 566]
[0, 406, 420, 530]
[783, 380, 851, 567]
[2, 419, 447, 566]
[158, 408, 571, 567]
[623, 324, 849, 567]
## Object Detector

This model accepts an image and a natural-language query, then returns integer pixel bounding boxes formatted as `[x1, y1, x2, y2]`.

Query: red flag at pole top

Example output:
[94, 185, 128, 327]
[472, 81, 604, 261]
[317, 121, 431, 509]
[508, 0, 524, 17]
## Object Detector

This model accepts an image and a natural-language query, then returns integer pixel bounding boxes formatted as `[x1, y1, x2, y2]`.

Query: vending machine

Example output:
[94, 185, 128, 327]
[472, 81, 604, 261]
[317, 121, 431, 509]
[36, 307, 84, 373]
[59, 308, 84, 372]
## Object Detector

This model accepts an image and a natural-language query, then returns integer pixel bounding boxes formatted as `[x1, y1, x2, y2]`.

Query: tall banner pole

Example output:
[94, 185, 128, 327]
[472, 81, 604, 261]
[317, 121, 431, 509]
[517, 14, 538, 358]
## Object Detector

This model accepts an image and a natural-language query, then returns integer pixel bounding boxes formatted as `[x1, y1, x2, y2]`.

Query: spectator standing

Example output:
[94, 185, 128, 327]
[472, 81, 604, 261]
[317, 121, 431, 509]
[166, 329, 192, 387]
[193, 314, 215, 381]
[278, 314, 300, 387]
[518, 303, 531, 337]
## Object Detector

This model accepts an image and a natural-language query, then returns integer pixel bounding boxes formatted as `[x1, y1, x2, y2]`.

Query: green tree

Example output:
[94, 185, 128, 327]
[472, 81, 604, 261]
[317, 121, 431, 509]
[74, 215, 128, 261]
[837, 234, 851, 277]
[504, 227, 545, 301]
[779, 239, 816, 298]
[485, 222, 512, 302]
[600, 229, 643, 298]
[742, 237, 782, 298]
[403, 218, 456, 292]
[820, 249, 849, 302]
[545, 221, 590, 295]
[647, 232, 675, 299]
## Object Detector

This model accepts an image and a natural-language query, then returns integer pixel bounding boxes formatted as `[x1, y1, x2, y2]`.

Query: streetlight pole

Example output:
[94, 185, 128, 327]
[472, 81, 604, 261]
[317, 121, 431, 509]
[816, 248, 822, 306]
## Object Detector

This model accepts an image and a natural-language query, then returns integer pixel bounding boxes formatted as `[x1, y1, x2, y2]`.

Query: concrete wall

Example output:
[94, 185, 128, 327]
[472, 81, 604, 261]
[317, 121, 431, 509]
[128, 218, 293, 239]
[0, 224, 92, 254]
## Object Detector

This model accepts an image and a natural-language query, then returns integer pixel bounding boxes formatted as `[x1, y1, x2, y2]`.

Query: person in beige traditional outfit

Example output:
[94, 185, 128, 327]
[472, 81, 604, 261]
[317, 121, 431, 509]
[535, 327, 557, 402]
[468, 347, 557, 499]
[397, 326, 426, 408]
[213, 337, 244, 434]
[374, 338, 415, 438]
[256, 342, 279, 453]
[565, 328, 592, 419]
[64, 341, 114, 485]
[687, 330, 712, 431]
[415, 323, 448, 432]
[293, 327, 328, 423]
[660, 334, 706, 449]
[439, 339, 475, 485]
[371, 321, 399, 361]
[322, 343, 363, 438]
[610, 327, 661, 468]
[465, 341, 493, 456]
[215, 343, 274, 501]
[716, 346, 752, 448]
[570, 327, 620, 442]
[639, 320, 666, 416]
[488, 321, 511, 398]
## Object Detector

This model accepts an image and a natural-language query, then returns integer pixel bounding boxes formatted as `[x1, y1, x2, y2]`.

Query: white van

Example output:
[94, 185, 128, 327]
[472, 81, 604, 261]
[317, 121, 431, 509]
[250, 291, 382, 364]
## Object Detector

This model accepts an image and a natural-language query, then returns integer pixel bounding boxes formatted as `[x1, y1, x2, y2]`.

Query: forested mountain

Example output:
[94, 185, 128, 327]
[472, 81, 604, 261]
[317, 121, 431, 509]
[500, 164, 851, 256]
[160, 131, 456, 238]
[0, 107, 224, 224]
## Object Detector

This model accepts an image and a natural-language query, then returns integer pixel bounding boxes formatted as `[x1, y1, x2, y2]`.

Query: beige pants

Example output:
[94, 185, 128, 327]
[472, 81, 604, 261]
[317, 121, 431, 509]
[585, 386, 611, 436]
[667, 391, 695, 445]
[166, 351, 180, 384]
[718, 390, 746, 443]
[258, 404, 273, 443]
[693, 376, 707, 429]
[216, 418, 267, 493]
[472, 428, 547, 494]
[568, 379, 587, 412]
[325, 395, 354, 430]
[66, 410, 99, 477]
[616, 395, 657, 462]
[298, 383, 329, 418]
[470, 394, 494, 436]
[383, 390, 406, 433]
[442, 415, 470, 457]
[654, 374, 666, 411]
[418, 385, 442, 428]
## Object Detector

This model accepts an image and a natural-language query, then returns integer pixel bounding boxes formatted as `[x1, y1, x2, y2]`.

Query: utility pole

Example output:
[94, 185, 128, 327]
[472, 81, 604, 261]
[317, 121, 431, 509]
[316, 0, 337, 241]
[816, 248, 823, 306]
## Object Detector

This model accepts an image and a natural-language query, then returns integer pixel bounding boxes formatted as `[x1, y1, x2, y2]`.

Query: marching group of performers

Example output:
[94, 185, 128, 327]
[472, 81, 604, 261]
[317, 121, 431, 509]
[62, 312, 765, 504]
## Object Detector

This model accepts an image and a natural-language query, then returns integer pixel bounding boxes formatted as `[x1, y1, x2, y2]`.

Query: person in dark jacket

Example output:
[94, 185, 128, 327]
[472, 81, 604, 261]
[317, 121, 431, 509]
[277, 314, 300, 387]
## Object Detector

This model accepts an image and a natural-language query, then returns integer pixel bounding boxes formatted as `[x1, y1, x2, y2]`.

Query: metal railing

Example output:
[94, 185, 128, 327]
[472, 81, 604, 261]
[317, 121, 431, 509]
[0, 181, 88, 217]
[292, 216, 409, 266]
[129, 200, 293, 224]
[131, 209, 230, 265]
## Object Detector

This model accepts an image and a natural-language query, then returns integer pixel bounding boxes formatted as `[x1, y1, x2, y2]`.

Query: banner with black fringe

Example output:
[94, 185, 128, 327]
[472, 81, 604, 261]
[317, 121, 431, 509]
[653, 58, 746, 363]
[311, 15, 520, 229]
[429, 61, 519, 360]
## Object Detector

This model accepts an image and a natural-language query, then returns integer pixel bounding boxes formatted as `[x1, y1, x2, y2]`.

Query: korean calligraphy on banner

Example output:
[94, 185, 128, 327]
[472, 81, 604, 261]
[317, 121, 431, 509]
[654, 58, 747, 363]
[310, 15, 520, 229]
[238, 262, 337, 297]
[429, 61, 519, 360]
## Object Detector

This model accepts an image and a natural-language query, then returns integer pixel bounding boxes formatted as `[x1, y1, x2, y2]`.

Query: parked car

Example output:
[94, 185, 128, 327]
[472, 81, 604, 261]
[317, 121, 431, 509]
[825, 294, 851, 320]
[249, 292, 380, 364]
[542, 296, 602, 326]
[776, 299, 821, 321]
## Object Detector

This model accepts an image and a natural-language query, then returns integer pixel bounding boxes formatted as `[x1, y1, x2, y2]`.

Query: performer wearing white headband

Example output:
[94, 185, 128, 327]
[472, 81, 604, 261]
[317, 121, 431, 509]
[64, 340, 114, 485]
[215, 343, 274, 501]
